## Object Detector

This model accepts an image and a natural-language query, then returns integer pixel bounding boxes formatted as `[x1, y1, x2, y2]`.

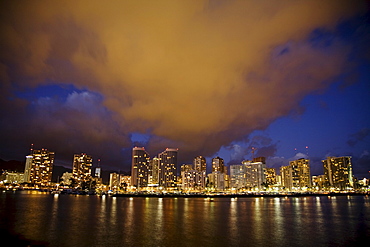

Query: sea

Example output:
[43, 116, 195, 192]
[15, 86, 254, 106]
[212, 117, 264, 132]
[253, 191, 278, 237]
[0, 191, 369, 247]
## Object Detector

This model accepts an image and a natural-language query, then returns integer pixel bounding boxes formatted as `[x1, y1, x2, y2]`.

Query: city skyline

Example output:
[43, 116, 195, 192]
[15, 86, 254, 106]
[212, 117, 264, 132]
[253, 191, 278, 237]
[0, 1, 369, 178]
[13, 145, 359, 193]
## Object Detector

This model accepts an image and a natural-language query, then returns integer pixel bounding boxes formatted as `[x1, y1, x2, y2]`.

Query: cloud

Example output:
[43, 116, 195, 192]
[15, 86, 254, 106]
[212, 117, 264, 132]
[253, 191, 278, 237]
[0, 0, 368, 168]
[347, 128, 370, 147]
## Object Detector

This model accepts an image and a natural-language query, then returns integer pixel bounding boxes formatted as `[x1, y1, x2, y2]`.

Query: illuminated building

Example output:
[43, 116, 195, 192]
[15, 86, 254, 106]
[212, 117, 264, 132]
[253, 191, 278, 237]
[23, 155, 33, 183]
[1, 172, 24, 184]
[149, 156, 160, 185]
[312, 175, 326, 189]
[158, 148, 178, 188]
[230, 164, 246, 190]
[181, 164, 197, 190]
[280, 158, 311, 190]
[95, 159, 101, 178]
[242, 157, 266, 191]
[109, 172, 120, 191]
[212, 157, 226, 174]
[60, 172, 73, 186]
[322, 156, 353, 190]
[181, 161, 207, 191]
[265, 167, 277, 185]
[95, 167, 101, 178]
[207, 171, 228, 191]
[24, 149, 55, 187]
[194, 156, 207, 172]
[193, 156, 207, 188]
[120, 175, 131, 188]
[131, 147, 150, 188]
[72, 153, 93, 187]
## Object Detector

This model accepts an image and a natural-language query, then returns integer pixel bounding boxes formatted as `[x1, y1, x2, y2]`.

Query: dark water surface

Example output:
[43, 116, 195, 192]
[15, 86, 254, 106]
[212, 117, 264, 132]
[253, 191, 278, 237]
[0, 191, 369, 246]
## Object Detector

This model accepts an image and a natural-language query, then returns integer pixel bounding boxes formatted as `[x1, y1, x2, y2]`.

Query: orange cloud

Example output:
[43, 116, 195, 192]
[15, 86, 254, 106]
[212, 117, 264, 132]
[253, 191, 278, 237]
[0, 0, 367, 160]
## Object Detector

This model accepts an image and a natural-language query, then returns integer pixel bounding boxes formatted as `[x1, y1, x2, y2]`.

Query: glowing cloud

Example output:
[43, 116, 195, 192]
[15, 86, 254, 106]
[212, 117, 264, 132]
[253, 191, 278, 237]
[0, 0, 367, 165]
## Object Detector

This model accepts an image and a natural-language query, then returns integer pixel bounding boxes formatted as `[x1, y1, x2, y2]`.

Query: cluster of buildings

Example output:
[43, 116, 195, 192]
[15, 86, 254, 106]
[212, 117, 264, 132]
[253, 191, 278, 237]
[128, 147, 357, 192]
[0, 146, 366, 193]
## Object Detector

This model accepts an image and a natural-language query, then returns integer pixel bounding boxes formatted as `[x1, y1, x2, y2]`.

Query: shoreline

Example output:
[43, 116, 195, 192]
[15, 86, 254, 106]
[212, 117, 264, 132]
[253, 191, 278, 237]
[111, 192, 369, 198]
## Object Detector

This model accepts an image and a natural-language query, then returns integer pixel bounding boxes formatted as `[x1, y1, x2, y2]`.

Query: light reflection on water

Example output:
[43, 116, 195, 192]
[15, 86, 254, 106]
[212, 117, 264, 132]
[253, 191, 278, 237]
[0, 191, 369, 247]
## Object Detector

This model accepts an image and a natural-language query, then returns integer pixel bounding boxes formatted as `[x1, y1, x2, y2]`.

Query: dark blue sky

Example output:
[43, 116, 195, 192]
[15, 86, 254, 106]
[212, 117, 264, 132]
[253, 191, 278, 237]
[0, 1, 369, 178]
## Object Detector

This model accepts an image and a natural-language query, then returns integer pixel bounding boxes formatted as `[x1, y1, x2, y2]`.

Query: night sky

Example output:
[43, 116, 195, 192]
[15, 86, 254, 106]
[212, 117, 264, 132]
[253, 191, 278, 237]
[1, 1, 369, 178]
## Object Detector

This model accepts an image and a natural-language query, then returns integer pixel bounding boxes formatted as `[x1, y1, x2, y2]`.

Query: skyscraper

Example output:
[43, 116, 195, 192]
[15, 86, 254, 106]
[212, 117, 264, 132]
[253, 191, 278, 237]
[194, 156, 207, 172]
[243, 157, 266, 191]
[72, 153, 93, 187]
[230, 164, 246, 190]
[212, 157, 226, 174]
[149, 156, 160, 185]
[265, 167, 277, 186]
[131, 147, 150, 188]
[280, 158, 311, 190]
[24, 148, 55, 187]
[158, 148, 178, 188]
[193, 156, 207, 188]
[322, 156, 353, 190]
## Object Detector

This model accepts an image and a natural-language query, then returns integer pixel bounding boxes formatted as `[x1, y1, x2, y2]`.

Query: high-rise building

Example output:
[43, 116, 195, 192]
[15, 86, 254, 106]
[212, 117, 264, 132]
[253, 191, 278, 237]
[212, 157, 226, 174]
[194, 156, 207, 172]
[95, 159, 101, 178]
[72, 153, 93, 187]
[243, 157, 266, 190]
[120, 175, 131, 188]
[265, 168, 277, 185]
[24, 148, 55, 187]
[322, 156, 353, 190]
[131, 147, 150, 188]
[181, 160, 207, 191]
[149, 156, 160, 185]
[193, 156, 207, 188]
[207, 171, 228, 191]
[109, 172, 120, 191]
[158, 148, 178, 188]
[280, 158, 311, 190]
[230, 164, 246, 190]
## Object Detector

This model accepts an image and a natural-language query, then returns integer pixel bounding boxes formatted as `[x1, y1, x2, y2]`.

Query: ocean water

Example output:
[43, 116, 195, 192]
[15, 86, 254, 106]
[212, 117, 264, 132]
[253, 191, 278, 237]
[0, 191, 369, 246]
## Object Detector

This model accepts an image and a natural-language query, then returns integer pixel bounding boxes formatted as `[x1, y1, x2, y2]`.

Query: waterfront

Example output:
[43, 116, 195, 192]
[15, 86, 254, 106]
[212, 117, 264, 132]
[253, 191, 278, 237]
[0, 191, 369, 246]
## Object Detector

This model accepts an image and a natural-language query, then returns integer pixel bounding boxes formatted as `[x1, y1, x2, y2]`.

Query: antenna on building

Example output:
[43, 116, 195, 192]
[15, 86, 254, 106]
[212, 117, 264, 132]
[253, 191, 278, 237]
[30, 143, 34, 154]
[305, 146, 309, 157]
[251, 147, 257, 160]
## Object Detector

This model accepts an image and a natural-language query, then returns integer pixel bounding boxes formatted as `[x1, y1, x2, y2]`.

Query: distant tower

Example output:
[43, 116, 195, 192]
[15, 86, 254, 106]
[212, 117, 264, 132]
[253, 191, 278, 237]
[95, 159, 101, 178]
[131, 147, 150, 188]
[24, 148, 55, 187]
[158, 148, 178, 188]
